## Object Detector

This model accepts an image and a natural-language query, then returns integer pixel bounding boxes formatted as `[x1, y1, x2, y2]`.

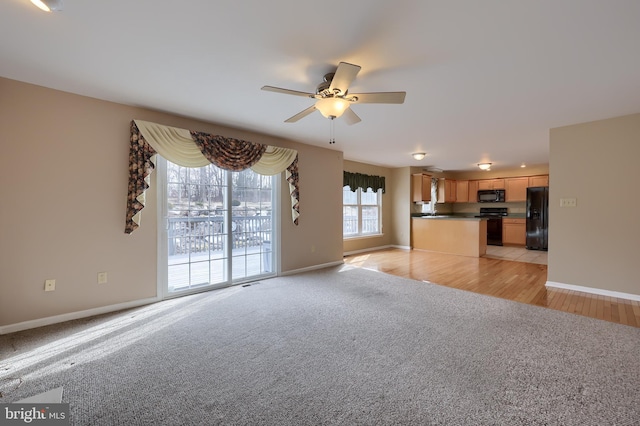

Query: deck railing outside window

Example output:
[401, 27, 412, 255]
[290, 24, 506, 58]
[168, 215, 271, 256]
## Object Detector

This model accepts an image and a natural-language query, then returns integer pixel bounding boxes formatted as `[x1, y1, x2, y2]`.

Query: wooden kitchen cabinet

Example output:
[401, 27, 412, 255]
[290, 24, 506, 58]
[528, 175, 549, 187]
[477, 180, 492, 190]
[412, 217, 487, 257]
[502, 218, 526, 245]
[468, 180, 479, 202]
[505, 177, 529, 202]
[437, 178, 457, 203]
[412, 173, 432, 202]
[478, 179, 505, 190]
[455, 180, 469, 203]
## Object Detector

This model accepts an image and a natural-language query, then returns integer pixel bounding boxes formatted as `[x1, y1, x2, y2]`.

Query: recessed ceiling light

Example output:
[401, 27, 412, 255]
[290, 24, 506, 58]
[520, 163, 526, 168]
[478, 163, 492, 171]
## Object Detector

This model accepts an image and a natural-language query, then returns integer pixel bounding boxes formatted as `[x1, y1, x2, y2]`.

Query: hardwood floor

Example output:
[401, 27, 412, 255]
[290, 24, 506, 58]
[344, 248, 640, 328]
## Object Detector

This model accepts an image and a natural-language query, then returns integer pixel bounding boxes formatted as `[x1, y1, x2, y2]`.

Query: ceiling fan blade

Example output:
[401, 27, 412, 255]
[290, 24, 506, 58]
[349, 92, 406, 104]
[342, 108, 361, 125]
[261, 86, 315, 98]
[284, 105, 317, 123]
[329, 62, 361, 95]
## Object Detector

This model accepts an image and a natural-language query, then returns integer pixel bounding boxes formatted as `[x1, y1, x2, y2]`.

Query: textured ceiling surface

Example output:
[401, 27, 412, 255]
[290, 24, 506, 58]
[2, 0, 639, 171]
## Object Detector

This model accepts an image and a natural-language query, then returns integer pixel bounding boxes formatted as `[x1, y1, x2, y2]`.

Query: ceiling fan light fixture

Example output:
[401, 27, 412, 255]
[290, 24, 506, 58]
[412, 152, 426, 161]
[478, 163, 492, 171]
[315, 97, 350, 119]
[30, 0, 64, 12]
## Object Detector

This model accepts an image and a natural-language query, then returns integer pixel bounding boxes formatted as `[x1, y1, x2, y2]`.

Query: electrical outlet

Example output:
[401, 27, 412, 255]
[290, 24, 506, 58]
[97, 272, 108, 284]
[560, 198, 577, 207]
[45, 279, 56, 292]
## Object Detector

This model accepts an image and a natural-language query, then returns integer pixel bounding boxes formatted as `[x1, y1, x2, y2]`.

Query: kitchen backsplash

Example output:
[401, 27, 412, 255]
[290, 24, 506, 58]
[413, 202, 526, 215]
[453, 202, 526, 215]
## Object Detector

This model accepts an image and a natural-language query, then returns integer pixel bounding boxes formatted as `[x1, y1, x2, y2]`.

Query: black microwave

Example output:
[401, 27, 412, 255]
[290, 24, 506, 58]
[478, 189, 505, 203]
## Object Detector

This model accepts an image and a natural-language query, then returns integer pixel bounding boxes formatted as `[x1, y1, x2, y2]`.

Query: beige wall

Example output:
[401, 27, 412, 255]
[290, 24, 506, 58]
[341, 164, 413, 250]
[0, 77, 343, 327]
[390, 167, 412, 247]
[548, 113, 640, 296]
[343, 160, 393, 253]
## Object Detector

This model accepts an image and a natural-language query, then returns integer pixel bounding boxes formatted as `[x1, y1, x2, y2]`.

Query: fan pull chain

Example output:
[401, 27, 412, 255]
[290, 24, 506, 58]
[329, 117, 336, 144]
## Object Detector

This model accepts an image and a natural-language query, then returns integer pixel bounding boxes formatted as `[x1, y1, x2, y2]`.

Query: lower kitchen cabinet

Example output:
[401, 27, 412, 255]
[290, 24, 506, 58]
[502, 218, 526, 245]
[412, 217, 487, 257]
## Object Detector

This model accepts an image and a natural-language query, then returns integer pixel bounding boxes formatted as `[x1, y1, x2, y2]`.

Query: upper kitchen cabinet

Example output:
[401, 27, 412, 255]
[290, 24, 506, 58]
[468, 180, 479, 202]
[437, 178, 457, 203]
[412, 173, 432, 202]
[455, 180, 469, 203]
[478, 179, 505, 190]
[505, 177, 529, 202]
[528, 175, 549, 187]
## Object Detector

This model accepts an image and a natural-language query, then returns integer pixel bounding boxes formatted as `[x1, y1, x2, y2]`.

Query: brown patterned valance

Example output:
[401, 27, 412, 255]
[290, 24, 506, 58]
[125, 120, 299, 234]
[286, 155, 299, 218]
[125, 122, 158, 234]
[190, 131, 267, 171]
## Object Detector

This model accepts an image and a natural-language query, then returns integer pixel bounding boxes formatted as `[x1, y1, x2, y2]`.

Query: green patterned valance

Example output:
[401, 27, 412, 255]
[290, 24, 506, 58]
[343, 171, 385, 193]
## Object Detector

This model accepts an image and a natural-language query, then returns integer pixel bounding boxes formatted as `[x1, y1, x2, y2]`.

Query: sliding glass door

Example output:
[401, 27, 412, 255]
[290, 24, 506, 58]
[158, 157, 276, 297]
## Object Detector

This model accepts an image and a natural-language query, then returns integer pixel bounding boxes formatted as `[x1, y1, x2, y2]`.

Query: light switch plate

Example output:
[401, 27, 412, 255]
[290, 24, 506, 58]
[560, 198, 577, 207]
[97, 272, 108, 284]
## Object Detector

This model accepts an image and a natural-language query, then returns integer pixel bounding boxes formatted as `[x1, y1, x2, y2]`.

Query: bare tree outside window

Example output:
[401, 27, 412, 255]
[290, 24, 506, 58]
[166, 161, 275, 293]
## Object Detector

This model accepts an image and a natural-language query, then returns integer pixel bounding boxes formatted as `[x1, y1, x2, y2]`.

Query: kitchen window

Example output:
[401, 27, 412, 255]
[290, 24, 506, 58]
[343, 186, 382, 238]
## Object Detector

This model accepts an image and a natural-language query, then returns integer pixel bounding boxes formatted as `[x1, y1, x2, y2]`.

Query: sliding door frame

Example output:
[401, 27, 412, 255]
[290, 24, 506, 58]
[156, 156, 280, 300]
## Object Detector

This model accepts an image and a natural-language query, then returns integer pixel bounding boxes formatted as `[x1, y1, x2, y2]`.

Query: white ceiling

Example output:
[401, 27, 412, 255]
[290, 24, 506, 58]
[2, 0, 640, 171]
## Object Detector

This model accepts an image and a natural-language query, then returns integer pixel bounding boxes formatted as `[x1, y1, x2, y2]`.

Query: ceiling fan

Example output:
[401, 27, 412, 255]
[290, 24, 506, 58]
[261, 62, 406, 126]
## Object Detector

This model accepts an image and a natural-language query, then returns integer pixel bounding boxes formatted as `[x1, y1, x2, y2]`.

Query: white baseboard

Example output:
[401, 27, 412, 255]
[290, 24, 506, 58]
[281, 260, 345, 276]
[344, 245, 394, 256]
[0, 296, 160, 335]
[343, 245, 410, 256]
[545, 281, 640, 302]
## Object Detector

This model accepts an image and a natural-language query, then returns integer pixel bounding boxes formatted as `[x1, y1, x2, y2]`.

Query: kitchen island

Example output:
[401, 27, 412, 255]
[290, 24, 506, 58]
[412, 216, 487, 257]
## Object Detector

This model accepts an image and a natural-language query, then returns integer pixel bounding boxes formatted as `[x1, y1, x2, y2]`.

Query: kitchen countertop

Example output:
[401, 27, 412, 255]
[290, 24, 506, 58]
[411, 214, 484, 220]
[411, 213, 526, 219]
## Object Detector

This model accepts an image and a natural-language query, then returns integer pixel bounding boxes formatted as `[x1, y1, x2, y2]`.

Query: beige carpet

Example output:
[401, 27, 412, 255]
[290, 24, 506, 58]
[1, 265, 639, 425]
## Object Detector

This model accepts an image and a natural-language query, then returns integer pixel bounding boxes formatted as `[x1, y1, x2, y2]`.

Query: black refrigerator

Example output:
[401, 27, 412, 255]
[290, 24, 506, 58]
[526, 187, 549, 250]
